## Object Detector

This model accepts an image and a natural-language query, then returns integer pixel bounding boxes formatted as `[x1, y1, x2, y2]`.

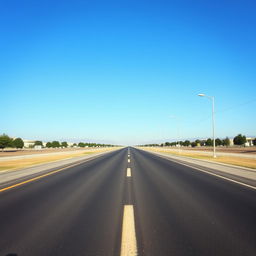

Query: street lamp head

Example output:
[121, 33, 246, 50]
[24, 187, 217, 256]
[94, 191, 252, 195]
[198, 93, 205, 97]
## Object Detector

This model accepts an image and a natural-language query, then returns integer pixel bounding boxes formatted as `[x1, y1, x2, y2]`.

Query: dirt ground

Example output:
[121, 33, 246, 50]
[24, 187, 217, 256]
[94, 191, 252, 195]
[0, 147, 119, 171]
[164, 146, 256, 154]
[142, 147, 256, 169]
[0, 147, 108, 157]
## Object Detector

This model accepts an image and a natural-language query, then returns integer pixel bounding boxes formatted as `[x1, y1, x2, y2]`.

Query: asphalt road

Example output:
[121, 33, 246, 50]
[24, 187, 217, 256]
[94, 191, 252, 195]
[0, 147, 255, 256]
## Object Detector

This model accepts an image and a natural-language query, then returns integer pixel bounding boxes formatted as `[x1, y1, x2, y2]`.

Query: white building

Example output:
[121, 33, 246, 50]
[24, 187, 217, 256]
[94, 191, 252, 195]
[245, 137, 255, 147]
[23, 140, 36, 148]
[229, 137, 255, 146]
[229, 139, 234, 146]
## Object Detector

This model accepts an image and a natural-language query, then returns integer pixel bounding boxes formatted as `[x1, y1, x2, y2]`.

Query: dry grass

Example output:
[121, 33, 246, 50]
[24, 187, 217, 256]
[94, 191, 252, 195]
[142, 147, 256, 169]
[0, 147, 119, 172]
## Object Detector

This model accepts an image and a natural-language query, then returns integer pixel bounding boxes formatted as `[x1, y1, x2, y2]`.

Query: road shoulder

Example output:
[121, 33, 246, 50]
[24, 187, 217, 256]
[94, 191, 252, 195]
[138, 148, 256, 188]
[0, 150, 117, 190]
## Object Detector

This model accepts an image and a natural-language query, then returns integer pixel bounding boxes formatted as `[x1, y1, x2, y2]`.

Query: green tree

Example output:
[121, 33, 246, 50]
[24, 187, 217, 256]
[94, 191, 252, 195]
[215, 138, 222, 146]
[34, 141, 43, 146]
[233, 134, 246, 145]
[253, 138, 256, 146]
[165, 142, 171, 146]
[78, 142, 85, 147]
[0, 134, 13, 150]
[46, 142, 52, 148]
[191, 141, 197, 147]
[183, 140, 191, 146]
[61, 142, 68, 148]
[12, 138, 24, 149]
[222, 137, 230, 147]
[51, 141, 60, 148]
[205, 138, 213, 146]
[195, 139, 202, 146]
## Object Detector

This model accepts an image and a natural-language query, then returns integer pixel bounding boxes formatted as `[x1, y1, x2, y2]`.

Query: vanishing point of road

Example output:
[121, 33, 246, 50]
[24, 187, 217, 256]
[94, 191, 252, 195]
[0, 147, 255, 256]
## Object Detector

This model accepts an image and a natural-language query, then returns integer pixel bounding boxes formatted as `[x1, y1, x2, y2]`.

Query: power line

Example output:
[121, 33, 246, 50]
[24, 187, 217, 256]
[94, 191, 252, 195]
[216, 98, 256, 114]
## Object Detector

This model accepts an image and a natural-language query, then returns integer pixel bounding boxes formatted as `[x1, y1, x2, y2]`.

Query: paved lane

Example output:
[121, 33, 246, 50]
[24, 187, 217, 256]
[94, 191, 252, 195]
[0, 148, 127, 256]
[0, 147, 256, 256]
[131, 148, 256, 256]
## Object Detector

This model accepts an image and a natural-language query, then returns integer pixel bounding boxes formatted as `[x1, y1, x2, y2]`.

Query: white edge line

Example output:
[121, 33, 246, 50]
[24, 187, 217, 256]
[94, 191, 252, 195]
[120, 205, 138, 256]
[161, 156, 256, 190]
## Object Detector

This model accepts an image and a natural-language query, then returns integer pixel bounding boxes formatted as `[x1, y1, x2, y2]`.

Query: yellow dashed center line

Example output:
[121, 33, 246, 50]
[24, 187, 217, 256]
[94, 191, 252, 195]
[120, 205, 138, 256]
[127, 168, 131, 177]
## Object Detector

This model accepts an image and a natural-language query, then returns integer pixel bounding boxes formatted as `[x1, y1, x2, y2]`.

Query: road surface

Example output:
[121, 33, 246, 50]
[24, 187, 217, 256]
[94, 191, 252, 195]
[0, 147, 255, 256]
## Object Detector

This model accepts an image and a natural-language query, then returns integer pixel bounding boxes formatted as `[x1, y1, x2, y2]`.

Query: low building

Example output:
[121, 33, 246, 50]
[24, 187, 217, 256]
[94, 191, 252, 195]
[23, 140, 35, 148]
[245, 137, 255, 147]
[229, 137, 255, 146]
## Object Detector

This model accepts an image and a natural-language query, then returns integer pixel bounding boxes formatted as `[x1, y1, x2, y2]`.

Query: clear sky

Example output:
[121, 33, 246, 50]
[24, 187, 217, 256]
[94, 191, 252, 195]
[1, 0, 256, 145]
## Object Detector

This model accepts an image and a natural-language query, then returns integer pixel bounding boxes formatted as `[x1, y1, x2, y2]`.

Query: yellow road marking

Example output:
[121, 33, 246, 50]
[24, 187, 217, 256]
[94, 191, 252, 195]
[120, 205, 138, 256]
[127, 168, 131, 177]
[0, 161, 87, 193]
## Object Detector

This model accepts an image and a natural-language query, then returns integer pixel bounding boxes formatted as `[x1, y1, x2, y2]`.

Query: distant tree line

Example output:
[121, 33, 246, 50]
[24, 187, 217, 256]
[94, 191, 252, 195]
[45, 141, 67, 148]
[140, 134, 254, 147]
[0, 134, 24, 150]
[45, 141, 115, 148]
[0, 134, 116, 150]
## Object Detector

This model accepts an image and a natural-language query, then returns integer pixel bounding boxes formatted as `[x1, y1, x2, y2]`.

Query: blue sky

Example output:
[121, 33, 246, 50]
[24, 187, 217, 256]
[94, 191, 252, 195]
[1, 0, 256, 145]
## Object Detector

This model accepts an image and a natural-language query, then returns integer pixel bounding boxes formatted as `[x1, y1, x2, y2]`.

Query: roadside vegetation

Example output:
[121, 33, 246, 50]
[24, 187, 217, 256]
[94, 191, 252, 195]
[0, 134, 24, 150]
[0, 134, 116, 151]
[139, 134, 255, 148]
[142, 147, 256, 169]
[0, 147, 119, 172]
[139, 133, 256, 169]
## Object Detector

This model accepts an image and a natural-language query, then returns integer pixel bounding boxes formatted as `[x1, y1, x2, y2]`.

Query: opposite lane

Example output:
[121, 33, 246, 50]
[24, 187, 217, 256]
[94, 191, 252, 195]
[0, 148, 128, 256]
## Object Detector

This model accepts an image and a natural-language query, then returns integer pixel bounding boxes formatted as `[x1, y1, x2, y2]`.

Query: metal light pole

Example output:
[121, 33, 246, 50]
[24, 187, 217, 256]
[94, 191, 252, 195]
[198, 94, 216, 158]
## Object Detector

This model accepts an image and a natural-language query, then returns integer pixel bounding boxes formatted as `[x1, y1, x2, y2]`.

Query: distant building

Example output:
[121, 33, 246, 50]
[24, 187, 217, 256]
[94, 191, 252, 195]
[229, 137, 255, 146]
[23, 140, 35, 148]
[245, 137, 255, 147]
[23, 140, 47, 149]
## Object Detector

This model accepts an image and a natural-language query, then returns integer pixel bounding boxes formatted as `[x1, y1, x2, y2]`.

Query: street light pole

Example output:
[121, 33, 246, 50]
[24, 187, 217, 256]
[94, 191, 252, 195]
[198, 94, 216, 158]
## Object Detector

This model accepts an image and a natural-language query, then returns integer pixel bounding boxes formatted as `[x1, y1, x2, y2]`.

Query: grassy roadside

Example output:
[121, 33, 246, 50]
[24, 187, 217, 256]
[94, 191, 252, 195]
[0, 148, 120, 172]
[141, 147, 256, 169]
